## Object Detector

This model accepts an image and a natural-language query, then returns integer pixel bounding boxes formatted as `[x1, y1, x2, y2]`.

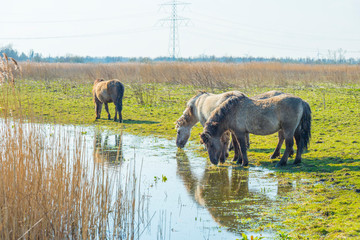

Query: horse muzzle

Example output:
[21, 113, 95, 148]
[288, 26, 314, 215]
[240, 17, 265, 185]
[176, 140, 185, 148]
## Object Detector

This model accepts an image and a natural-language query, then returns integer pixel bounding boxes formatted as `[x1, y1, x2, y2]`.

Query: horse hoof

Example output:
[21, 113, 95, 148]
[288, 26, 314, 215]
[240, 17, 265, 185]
[289, 150, 295, 157]
[241, 162, 248, 167]
[270, 153, 280, 159]
[275, 162, 286, 167]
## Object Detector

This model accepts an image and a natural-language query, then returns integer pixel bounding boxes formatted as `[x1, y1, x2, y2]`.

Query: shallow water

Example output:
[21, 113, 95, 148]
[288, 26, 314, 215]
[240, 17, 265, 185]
[90, 128, 295, 239]
[2, 121, 294, 239]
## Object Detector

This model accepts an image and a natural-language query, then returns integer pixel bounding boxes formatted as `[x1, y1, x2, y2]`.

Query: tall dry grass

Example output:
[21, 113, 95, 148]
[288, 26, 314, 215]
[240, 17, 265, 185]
[0, 98, 147, 239]
[18, 61, 360, 88]
[0, 53, 20, 85]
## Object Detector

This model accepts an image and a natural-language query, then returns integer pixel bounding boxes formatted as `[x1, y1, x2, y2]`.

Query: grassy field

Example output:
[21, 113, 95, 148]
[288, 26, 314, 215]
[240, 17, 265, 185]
[1, 61, 360, 239]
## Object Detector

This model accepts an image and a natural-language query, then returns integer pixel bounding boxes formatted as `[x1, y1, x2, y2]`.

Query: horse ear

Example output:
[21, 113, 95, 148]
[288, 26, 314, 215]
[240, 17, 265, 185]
[94, 78, 104, 84]
[184, 106, 193, 117]
[200, 132, 209, 144]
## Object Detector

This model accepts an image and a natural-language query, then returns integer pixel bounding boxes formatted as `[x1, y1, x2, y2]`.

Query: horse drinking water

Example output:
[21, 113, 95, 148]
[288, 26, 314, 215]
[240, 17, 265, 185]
[176, 91, 243, 163]
[200, 93, 311, 167]
[176, 90, 290, 163]
[93, 78, 125, 123]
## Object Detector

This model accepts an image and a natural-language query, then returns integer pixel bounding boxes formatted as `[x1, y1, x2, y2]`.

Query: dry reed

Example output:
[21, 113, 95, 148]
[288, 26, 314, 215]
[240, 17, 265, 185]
[17, 62, 360, 88]
[0, 54, 21, 85]
[0, 99, 147, 239]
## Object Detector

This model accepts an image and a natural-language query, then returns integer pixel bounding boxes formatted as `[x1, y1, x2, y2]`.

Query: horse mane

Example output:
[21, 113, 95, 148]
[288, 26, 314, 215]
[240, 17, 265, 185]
[186, 90, 208, 108]
[204, 93, 247, 136]
[175, 107, 192, 128]
[175, 91, 208, 128]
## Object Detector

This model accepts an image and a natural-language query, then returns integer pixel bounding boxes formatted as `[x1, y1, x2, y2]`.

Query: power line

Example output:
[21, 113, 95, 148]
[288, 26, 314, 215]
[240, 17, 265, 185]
[186, 26, 360, 55]
[159, 0, 190, 60]
[0, 26, 162, 40]
[0, 11, 157, 24]
[192, 11, 360, 42]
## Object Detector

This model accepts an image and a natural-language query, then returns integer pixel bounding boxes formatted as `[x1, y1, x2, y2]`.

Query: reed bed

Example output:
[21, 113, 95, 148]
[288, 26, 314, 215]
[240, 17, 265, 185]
[0, 53, 21, 85]
[18, 62, 360, 88]
[0, 102, 147, 239]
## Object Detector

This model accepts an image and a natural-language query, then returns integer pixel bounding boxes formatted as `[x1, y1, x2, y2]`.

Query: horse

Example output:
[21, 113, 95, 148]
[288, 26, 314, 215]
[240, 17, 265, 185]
[200, 93, 311, 167]
[93, 78, 125, 123]
[175, 91, 243, 163]
[175, 90, 288, 163]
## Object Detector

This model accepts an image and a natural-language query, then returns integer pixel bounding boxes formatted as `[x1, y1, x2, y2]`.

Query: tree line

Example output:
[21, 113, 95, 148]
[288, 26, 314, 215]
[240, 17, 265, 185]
[1, 44, 358, 64]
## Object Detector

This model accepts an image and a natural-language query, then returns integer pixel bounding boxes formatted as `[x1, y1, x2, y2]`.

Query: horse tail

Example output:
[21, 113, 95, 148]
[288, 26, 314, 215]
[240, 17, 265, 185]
[114, 81, 125, 112]
[297, 101, 312, 152]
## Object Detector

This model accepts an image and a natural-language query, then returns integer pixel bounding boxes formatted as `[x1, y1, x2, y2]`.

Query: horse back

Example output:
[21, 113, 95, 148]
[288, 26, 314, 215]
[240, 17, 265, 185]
[251, 90, 284, 100]
[244, 95, 304, 135]
[268, 95, 304, 128]
[196, 91, 242, 125]
[93, 79, 124, 103]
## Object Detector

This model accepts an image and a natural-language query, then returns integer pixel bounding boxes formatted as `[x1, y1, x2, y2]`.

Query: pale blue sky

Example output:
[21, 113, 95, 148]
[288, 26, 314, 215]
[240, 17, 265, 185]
[1, 0, 359, 59]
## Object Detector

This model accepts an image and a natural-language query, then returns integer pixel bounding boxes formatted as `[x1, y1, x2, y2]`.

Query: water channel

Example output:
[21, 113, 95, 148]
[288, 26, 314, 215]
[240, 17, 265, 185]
[3, 121, 295, 239]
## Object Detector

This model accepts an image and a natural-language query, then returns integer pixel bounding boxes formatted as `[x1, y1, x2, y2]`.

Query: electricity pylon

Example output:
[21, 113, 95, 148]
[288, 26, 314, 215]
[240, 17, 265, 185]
[159, 0, 190, 60]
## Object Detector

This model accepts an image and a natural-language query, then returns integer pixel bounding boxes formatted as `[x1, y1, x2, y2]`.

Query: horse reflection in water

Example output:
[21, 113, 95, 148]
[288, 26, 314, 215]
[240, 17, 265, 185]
[93, 131, 124, 165]
[175, 149, 293, 232]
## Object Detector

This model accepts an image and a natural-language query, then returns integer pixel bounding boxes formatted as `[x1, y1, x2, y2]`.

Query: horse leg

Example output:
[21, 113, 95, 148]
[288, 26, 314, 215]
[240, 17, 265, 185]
[231, 132, 242, 163]
[219, 148, 226, 164]
[114, 105, 118, 122]
[276, 132, 294, 167]
[270, 130, 284, 159]
[246, 132, 250, 149]
[293, 129, 303, 164]
[114, 102, 123, 123]
[220, 131, 230, 163]
[290, 139, 295, 157]
[234, 131, 249, 166]
[104, 103, 111, 120]
[95, 100, 103, 120]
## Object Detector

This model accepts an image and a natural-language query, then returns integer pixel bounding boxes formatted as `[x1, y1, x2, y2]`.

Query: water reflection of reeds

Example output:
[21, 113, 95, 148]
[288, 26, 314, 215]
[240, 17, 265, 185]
[0, 117, 148, 239]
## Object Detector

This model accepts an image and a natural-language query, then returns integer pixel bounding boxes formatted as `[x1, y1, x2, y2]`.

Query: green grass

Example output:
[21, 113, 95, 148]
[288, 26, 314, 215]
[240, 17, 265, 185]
[1, 79, 360, 239]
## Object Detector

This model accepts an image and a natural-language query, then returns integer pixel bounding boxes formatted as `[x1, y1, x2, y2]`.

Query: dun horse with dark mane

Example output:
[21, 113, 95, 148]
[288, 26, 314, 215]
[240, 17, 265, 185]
[93, 78, 125, 123]
[176, 90, 292, 163]
[200, 93, 311, 167]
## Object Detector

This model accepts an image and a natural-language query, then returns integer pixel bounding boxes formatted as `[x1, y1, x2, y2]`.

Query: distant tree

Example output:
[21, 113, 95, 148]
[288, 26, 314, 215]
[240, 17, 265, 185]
[33, 53, 42, 62]
[28, 49, 35, 60]
[0, 44, 19, 59]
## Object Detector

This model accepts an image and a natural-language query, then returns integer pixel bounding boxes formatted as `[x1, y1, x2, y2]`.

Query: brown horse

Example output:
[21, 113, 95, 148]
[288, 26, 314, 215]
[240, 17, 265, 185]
[93, 78, 124, 123]
[200, 93, 311, 167]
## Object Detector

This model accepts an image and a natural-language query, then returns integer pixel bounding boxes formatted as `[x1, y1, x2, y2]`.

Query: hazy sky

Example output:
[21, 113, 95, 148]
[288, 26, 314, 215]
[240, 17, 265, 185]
[1, 0, 359, 59]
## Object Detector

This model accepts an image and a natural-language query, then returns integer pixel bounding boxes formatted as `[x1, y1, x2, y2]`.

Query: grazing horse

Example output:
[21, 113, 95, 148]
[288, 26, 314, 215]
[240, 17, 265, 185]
[175, 90, 288, 163]
[176, 91, 243, 163]
[93, 78, 125, 123]
[200, 93, 311, 167]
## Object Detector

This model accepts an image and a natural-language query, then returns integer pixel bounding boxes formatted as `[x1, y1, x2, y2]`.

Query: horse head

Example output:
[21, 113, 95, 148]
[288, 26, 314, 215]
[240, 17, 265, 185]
[176, 106, 197, 148]
[200, 132, 222, 165]
[94, 78, 105, 85]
